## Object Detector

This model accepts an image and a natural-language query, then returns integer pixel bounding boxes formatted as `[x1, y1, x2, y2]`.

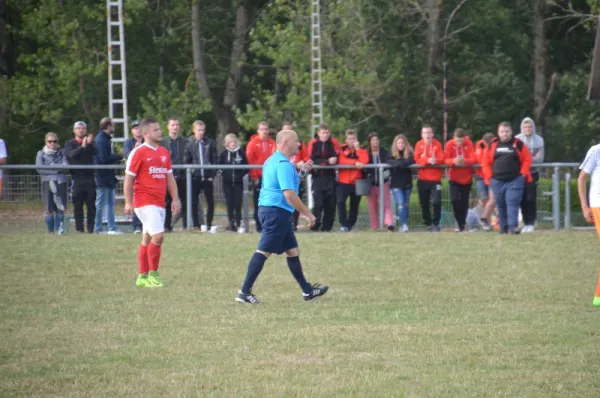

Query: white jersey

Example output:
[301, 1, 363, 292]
[580, 144, 600, 207]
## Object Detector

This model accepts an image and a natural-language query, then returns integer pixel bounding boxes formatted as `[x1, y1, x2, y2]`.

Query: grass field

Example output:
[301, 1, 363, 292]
[2, 231, 600, 396]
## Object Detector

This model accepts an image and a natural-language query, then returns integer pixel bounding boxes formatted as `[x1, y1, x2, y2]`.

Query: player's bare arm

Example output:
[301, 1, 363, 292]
[124, 173, 135, 216]
[166, 173, 180, 215]
[578, 170, 594, 223]
[283, 189, 315, 226]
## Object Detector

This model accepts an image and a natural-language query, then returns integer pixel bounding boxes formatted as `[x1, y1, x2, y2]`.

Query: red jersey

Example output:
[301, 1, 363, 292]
[126, 143, 173, 208]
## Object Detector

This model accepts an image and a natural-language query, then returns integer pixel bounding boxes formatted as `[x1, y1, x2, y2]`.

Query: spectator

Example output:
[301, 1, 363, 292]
[123, 120, 143, 234]
[162, 117, 188, 232]
[481, 122, 532, 235]
[365, 132, 393, 231]
[414, 125, 444, 232]
[0, 137, 7, 198]
[246, 121, 276, 232]
[219, 133, 248, 233]
[444, 128, 477, 232]
[474, 132, 495, 230]
[65, 121, 96, 233]
[309, 123, 338, 232]
[93, 117, 123, 234]
[184, 120, 218, 232]
[36, 132, 68, 235]
[337, 129, 368, 232]
[283, 122, 312, 231]
[386, 134, 415, 232]
[516, 117, 545, 233]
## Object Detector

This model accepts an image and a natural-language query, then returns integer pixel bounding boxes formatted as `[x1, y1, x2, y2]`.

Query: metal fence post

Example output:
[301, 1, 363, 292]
[378, 164, 385, 229]
[307, 174, 314, 210]
[564, 172, 571, 229]
[186, 167, 193, 230]
[243, 174, 249, 233]
[552, 166, 561, 231]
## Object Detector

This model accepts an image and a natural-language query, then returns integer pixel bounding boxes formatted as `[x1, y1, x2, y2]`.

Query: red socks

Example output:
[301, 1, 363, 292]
[147, 242, 162, 272]
[138, 244, 149, 274]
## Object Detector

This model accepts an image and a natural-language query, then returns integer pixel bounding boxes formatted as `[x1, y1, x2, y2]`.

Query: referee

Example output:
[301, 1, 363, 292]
[235, 129, 329, 304]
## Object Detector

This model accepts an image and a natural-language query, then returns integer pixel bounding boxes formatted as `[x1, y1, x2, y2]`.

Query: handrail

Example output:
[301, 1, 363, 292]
[0, 162, 582, 170]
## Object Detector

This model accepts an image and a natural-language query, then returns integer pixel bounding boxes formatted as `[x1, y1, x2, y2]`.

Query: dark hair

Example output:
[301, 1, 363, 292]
[345, 129, 357, 137]
[453, 128, 465, 138]
[498, 122, 512, 130]
[167, 117, 180, 124]
[99, 117, 112, 130]
[367, 132, 379, 150]
[318, 123, 329, 130]
[139, 118, 158, 134]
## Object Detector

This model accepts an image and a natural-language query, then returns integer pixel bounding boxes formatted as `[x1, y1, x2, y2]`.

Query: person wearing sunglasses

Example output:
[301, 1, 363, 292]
[36, 132, 68, 235]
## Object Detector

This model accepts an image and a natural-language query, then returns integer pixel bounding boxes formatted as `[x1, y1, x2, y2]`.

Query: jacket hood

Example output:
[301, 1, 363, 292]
[249, 133, 272, 143]
[519, 117, 537, 136]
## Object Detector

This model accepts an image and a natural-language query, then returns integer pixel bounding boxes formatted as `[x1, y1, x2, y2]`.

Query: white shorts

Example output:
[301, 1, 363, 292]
[134, 205, 166, 236]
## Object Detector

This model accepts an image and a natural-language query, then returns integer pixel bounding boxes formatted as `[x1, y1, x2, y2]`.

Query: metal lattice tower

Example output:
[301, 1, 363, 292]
[106, 0, 129, 142]
[310, 0, 324, 135]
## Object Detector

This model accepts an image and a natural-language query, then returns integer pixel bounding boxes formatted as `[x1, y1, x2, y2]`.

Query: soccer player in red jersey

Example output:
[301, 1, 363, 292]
[124, 118, 180, 287]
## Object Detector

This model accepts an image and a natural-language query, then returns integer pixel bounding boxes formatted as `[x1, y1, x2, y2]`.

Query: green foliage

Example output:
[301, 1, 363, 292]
[139, 78, 211, 134]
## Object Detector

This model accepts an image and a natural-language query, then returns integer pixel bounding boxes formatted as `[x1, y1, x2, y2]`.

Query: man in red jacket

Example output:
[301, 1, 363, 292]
[246, 121, 276, 232]
[414, 125, 444, 232]
[481, 122, 532, 234]
[337, 129, 369, 231]
[444, 128, 476, 232]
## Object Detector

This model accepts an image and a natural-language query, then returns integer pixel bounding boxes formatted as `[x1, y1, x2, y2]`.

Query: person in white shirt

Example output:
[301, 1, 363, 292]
[578, 143, 600, 307]
[0, 138, 7, 198]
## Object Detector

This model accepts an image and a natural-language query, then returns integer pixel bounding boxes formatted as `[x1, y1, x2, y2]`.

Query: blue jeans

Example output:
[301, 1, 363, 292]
[491, 176, 525, 231]
[392, 187, 412, 226]
[94, 187, 116, 232]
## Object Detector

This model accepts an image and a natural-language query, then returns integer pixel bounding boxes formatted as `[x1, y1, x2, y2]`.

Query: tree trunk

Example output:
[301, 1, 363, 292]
[426, 0, 443, 75]
[423, 0, 443, 120]
[78, 74, 95, 131]
[191, 0, 245, 147]
[532, 0, 548, 133]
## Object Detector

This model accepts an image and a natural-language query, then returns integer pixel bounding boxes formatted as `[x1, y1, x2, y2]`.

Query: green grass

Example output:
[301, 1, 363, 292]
[1, 231, 600, 396]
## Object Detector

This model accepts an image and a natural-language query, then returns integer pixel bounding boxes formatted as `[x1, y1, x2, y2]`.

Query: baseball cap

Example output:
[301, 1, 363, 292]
[73, 121, 87, 129]
[131, 120, 140, 128]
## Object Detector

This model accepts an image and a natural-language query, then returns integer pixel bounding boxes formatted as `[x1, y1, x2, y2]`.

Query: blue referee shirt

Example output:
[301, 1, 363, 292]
[258, 151, 299, 213]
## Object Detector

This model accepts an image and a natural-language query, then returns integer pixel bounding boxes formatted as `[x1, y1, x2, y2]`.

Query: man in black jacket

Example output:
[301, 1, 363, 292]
[162, 117, 188, 231]
[184, 120, 218, 231]
[93, 117, 123, 234]
[309, 124, 339, 231]
[64, 121, 96, 233]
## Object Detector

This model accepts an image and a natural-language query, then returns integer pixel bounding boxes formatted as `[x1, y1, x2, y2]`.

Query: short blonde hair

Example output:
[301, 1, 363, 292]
[224, 133, 239, 146]
[193, 120, 205, 129]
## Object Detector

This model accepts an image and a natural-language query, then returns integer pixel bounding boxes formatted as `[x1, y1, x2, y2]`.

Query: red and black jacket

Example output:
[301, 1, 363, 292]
[481, 137, 532, 186]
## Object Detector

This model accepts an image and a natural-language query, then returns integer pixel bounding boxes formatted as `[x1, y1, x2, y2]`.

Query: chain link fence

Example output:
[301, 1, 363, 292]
[0, 164, 585, 234]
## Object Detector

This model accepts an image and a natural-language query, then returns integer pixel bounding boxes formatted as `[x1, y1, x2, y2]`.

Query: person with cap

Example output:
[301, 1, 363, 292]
[124, 120, 144, 234]
[65, 121, 96, 233]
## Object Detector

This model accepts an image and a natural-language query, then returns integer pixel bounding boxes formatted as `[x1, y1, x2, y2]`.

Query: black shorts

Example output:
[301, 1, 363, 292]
[257, 206, 298, 254]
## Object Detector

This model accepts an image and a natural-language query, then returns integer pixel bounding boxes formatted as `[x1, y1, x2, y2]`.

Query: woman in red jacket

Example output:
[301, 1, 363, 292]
[481, 122, 532, 234]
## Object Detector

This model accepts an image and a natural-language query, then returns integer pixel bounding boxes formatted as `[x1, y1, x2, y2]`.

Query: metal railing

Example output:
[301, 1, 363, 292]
[0, 163, 584, 233]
